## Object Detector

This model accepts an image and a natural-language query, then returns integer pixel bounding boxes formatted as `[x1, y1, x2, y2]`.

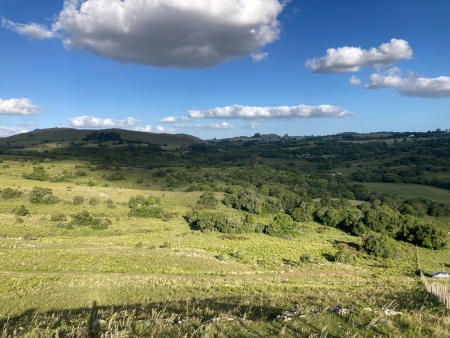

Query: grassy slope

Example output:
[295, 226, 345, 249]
[0, 156, 449, 337]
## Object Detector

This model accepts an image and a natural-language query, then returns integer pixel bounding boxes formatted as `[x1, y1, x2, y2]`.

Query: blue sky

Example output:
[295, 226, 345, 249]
[1, 0, 449, 139]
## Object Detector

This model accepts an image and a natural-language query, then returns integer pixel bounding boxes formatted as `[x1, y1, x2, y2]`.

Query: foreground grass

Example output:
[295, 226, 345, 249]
[0, 158, 449, 337]
[1, 273, 449, 337]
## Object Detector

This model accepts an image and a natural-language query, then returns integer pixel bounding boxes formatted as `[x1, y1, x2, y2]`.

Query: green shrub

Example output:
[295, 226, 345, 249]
[264, 213, 296, 238]
[74, 170, 87, 177]
[88, 197, 100, 205]
[105, 172, 124, 181]
[50, 213, 67, 222]
[128, 195, 164, 218]
[1, 188, 22, 199]
[29, 187, 59, 204]
[106, 199, 115, 208]
[72, 196, 85, 205]
[72, 210, 94, 226]
[197, 191, 218, 207]
[334, 250, 356, 264]
[22, 166, 49, 181]
[14, 205, 29, 216]
[71, 209, 111, 229]
[186, 210, 255, 234]
[362, 233, 400, 259]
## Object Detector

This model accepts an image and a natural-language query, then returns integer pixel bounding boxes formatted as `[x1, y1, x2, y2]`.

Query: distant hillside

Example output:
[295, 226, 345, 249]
[0, 128, 202, 149]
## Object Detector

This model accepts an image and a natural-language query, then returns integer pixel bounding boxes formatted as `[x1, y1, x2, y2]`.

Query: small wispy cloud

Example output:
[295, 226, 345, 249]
[305, 39, 413, 73]
[251, 52, 268, 62]
[0, 98, 38, 116]
[351, 67, 450, 98]
[2, 17, 54, 40]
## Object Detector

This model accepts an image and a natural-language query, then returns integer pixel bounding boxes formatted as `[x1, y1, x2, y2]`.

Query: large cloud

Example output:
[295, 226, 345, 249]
[352, 67, 450, 98]
[188, 104, 352, 119]
[68, 115, 140, 128]
[305, 39, 413, 73]
[0, 98, 38, 115]
[4, 0, 285, 68]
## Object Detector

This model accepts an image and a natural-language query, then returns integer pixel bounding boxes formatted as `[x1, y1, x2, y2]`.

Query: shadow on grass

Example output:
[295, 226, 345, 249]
[0, 296, 286, 337]
[0, 290, 445, 337]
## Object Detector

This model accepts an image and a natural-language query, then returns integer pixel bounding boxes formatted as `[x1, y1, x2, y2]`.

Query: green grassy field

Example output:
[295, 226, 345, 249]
[0, 154, 449, 337]
[362, 182, 450, 204]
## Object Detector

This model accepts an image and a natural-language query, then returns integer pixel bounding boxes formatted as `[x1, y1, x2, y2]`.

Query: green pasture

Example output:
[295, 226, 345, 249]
[0, 154, 449, 337]
[362, 182, 450, 204]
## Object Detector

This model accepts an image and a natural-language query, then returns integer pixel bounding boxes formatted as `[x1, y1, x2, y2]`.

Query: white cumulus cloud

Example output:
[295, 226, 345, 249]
[175, 122, 235, 130]
[4, 0, 285, 68]
[353, 67, 450, 98]
[0, 126, 30, 137]
[305, 39, 413, 73]
[68, 115, 140, 128]
[188, 104, 353, 119]
[0, 98, 38, 115]
[159, 116, 180, 123]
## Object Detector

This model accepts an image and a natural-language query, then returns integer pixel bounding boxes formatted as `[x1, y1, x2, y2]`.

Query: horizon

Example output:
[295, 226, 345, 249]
[1, 0, 449, 139]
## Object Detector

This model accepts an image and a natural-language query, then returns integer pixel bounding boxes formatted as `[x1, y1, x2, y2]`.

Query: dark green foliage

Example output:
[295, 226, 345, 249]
[223, 188, 282, 215]
[398, 217, 447, 250]
[71, 209, 94, 226]
[74, 170, 87, 177]
[50, 213, 67, 222]
[186, 210, 255, 234]
[22, 166, 49, 181]
[83, 131, 121, 142]
[197, 191, 218, 207]
[362, 233, 400, 259]
[71, 209, 111, 229]
[72, 196, 84, 205]
[29, 187, 59, 204]
[14, 205, 29, 216]
[128, 195, 164, 218]
[104, 172, 124, 181]
[363, 206, 401, 236]
[1, 188, 22, 199]
[264, 213, 296, 238]
[106, 199, 115, 208]
[89, 197, 100, 205]
[334, 250, 357, 264]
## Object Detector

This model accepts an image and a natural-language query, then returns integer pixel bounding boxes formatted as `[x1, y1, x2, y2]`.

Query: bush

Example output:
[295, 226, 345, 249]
[362, 233, 400, 259]
[264, 213, 296, 238]
[106, 199, 115, 208]
[186, 210, 255, 234]
[197, 191, 218, 207]
[71, 209, 111, 229]
[128, 195, 164, 218]
[1, 188, 22, 199]
[50, 213, 67, 222]
[14, 205, 29, 216]
[22, 166, 50, 181]
[72, 196, 85, 205]
[88, 197, 100, 205]
[29, 187, 59, 204]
